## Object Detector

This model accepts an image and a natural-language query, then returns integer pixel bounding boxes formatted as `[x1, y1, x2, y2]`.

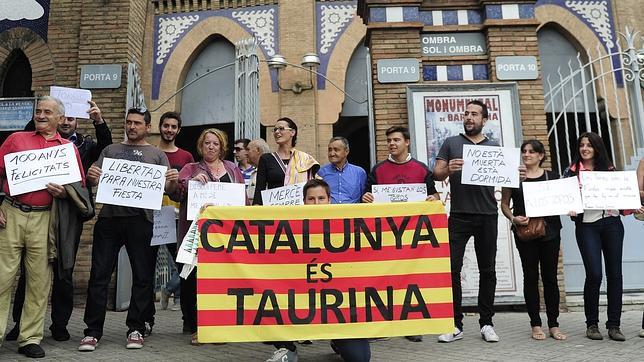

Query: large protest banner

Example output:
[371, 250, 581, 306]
[195, 202, 452, 342]
[4, 143, 82, 196]
[95, 158, 167, 210]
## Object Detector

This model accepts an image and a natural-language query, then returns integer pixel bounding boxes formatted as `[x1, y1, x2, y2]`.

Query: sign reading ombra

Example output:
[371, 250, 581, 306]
[4, 143, 82, 196]
[95, 158, 167, 210]
[195, 202, 453, 343]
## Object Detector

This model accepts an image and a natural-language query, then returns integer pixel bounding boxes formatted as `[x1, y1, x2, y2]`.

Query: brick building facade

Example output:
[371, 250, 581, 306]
[0, 0, 641, 306]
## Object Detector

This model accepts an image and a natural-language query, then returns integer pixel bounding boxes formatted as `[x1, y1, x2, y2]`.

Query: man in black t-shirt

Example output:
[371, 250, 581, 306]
[433, 100, 525, 344]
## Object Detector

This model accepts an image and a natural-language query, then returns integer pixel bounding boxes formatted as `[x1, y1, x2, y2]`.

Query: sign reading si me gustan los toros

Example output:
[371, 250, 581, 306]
[421, 33, 487, 57]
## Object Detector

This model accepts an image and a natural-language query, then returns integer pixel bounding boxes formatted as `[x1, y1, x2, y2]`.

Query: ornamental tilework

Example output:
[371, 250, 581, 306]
[152, 6, 278, 99]
[316, 1, 357, 90]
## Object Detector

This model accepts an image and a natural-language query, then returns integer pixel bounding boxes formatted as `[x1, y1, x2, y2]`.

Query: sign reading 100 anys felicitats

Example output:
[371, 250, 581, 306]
[421, 33, 487, 57]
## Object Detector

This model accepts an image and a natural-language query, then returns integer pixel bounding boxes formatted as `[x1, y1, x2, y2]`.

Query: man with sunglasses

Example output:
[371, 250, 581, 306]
[6, 100, 112, 344]
[79, 107, 178, 352]
[233, 138, 255, 190]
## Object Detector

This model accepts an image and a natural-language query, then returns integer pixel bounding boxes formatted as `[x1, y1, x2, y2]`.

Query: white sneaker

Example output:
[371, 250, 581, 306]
[438, 327, 463, 343]
[480, 325, 499, 342]
[266, 348, 298, 362]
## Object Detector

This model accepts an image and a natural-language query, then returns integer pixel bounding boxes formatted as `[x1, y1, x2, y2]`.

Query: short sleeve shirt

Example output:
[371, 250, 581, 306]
[95, 143, 170, 222]
[436, 134, 499, 214]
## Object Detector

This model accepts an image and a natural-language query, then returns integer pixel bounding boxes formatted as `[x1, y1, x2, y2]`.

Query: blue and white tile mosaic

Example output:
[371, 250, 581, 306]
[316, 1, 357, 90]
[152, 5, 279, 99]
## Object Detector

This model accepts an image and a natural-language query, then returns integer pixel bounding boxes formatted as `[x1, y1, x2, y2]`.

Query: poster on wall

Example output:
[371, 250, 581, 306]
[406, 83, 524, 304]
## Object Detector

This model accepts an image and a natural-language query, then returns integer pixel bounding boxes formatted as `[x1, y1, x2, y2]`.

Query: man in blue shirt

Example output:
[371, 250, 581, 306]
[317, 137, 366, 204]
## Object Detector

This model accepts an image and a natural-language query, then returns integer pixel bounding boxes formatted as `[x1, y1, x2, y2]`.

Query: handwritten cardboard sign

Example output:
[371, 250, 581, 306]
[260, 182, 306, 206]
[580, 171, 641, 210]
[50, 86, 92, 119]
[186, 181, 246, 220]
[461, 145, 520, 188]
[95, 157, 167, 210]
[4, 143, 81, 196]
[372, 183, 427, 203]
[522, 177, 584, 217]
[151, 206, 177, 246]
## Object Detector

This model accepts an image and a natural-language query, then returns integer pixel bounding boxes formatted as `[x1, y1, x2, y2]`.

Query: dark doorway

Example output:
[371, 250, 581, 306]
[333, 116, 370, 172]
[1, 49, 34, 145]
[2, 50, 33, 98]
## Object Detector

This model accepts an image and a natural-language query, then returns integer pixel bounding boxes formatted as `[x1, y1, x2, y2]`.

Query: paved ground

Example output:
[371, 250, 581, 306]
[2, 305, 644, 361]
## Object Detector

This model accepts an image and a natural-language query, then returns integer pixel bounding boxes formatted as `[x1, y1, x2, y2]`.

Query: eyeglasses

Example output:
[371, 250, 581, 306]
[234, 147, 244, 151]
[273, 126, 293, 133]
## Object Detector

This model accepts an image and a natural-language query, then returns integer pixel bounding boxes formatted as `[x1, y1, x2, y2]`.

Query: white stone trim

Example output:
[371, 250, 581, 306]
[501, 4, 520, 19]
[385, 7, 403, 22]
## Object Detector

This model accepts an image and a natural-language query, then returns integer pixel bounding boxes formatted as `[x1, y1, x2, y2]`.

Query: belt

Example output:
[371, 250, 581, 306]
[3, 196, 51, 212]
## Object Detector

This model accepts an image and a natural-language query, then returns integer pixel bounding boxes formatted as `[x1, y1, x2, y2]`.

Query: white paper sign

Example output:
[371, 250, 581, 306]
[462, 145, 520, 188]
[95, 158, 167, 210]
[372, 183, 427, 203]
[523, 177, 584, 217]
[261, 182, 306, 206]
[151, 206, 177, 246]
[186, 181, 246, 220]
[580, 171, 641, 210]
[4, 143, 81, 196]
[50, 86, 92, 119]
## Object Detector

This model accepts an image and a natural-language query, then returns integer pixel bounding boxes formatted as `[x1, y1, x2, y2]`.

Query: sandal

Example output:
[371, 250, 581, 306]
[531, 326, 546, 340]
[549, 327, 567, 341]
[191, 332, 201, 346]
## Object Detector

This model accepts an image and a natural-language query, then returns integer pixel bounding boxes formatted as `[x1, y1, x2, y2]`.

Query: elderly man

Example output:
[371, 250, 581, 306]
[317, 137, 366, 204]
[245, 138, 270, 204]
[7, 100, 112, 343]
[0, 96, 85, 358]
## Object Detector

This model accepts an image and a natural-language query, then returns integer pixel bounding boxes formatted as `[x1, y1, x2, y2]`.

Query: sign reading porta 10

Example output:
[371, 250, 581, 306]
[421, 33, 487, 57]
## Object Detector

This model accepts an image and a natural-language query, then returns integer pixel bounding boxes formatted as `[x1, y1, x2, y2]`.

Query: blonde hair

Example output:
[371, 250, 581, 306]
[196, 128, 228, 160]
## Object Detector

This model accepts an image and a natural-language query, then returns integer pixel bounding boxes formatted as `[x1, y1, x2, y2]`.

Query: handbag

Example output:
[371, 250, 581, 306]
[515, 217, 546, 241]
[514, 171, 547, 241]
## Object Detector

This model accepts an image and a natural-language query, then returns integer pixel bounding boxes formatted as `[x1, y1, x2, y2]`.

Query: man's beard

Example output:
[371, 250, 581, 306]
[464, 125, 483, 136]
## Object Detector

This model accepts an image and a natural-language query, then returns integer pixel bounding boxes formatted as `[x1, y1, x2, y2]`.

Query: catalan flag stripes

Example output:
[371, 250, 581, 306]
[196, 201, 453, 342]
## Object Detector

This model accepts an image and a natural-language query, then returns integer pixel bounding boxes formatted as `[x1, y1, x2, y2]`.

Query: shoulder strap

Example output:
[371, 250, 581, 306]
[271, 152, 287, 174]
[545, 171, 549, 181]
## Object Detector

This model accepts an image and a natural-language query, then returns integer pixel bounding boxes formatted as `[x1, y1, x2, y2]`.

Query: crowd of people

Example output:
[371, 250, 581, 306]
[0, 96, 642, 361]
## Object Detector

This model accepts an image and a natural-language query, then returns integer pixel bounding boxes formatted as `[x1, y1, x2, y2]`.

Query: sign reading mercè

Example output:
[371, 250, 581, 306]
[421, 33, 487, 56]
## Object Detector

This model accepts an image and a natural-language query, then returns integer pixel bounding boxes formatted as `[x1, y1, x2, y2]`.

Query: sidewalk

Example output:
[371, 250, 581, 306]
[2, 305, 643, 361]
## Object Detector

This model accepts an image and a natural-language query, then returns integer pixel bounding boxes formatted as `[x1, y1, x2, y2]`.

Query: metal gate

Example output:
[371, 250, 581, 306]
[543, 28, 644, 292]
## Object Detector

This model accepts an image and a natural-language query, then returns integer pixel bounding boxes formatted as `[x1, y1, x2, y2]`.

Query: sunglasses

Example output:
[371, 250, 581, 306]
[273, 126, 294, 133]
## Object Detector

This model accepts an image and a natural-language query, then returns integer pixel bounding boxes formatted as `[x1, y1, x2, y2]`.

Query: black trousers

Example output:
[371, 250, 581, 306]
[83, 216, 157, 339]
[448, 213, 498, 330]
[180, 266, 197, 333]
[515, 236, 561, 328]
[12, 224, 83, 331]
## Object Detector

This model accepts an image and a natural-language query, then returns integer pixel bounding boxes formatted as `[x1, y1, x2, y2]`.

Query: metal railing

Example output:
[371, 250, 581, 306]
[544, 28, 644, 174]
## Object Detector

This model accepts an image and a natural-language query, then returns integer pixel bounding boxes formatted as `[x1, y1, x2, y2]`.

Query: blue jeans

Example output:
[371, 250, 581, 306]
[332, 339, 370, 362]
[575, 216, 624, 328]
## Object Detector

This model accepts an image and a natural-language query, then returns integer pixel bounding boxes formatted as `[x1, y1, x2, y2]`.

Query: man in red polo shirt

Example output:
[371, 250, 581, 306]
[0, 96, 85, 359]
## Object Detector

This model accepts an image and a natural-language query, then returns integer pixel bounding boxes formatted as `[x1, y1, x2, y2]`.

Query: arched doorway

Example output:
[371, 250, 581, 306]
[333, 43, 370, 172]
[176, 36, 236, 160]
[0, 49, 34, 144]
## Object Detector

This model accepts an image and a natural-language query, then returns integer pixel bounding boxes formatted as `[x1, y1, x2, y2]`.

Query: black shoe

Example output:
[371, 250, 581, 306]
[50, 326, 71, 341]
[608, 327, 626, 341]
[405, 335, 423, 342]
[182, 324, 191, 334]
[586, 325, 603, 340]
[18, 344, 45, 358]
[5, 324, 19, 341]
